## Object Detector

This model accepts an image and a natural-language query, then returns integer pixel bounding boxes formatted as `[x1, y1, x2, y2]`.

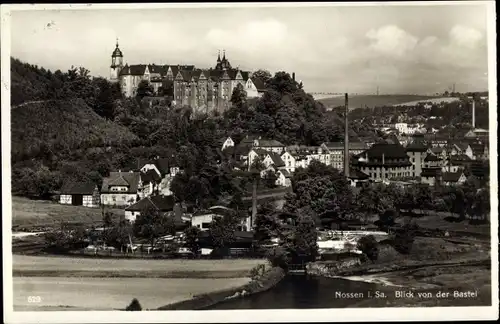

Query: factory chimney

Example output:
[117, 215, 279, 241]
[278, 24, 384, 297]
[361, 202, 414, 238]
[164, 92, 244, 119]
[292, 72, 296, 81]
[472, 98, 476, 129]
[344, 93, 350, 177]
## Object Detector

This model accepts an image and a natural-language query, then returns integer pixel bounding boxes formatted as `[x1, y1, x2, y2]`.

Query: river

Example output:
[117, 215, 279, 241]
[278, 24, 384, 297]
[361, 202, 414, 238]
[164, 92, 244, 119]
[207, 276, 392, 309]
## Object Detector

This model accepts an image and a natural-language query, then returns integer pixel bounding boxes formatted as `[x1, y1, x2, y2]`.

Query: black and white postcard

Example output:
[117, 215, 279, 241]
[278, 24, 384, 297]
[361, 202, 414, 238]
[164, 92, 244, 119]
[1, 2, 498, 323]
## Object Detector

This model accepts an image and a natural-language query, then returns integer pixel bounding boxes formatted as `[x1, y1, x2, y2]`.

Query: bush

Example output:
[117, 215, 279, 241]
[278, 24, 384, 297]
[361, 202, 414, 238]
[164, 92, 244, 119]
[392, 224, 418, 254]
[266, 246, 290, 269]
[126, 298, 142, 311]
[357, 235, 379, 261]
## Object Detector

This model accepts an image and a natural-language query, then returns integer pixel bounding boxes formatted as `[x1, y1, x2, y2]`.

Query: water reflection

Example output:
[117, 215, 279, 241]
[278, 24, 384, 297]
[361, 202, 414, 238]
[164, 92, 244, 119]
[207, 276, 383, 309]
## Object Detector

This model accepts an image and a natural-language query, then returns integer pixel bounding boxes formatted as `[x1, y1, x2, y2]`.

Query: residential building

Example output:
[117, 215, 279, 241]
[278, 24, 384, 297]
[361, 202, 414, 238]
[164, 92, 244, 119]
[424, 153, 444, 169]
[447, 154, 474, 171]
[191, 205, 251, 231]
[59, 181, 100, 208]
[281, 150, 298, 173]
[253, 138, 285, 154]
[320, 141, 367, 171]
[275, 169, 292, 187]
[221, 137, 235, 151]
[124, 195, 176, 223]
[247, 148, 271, 170]
[138, 157, 181, 196]
[352, 143, 412, 181]
[101, 171, 141, 206]
[405, 134, 428, 177]
[420, 168, 442, 186]
[465, 128, 489, 141]
[347, 169, 370, 187]
[394, 123, 408, 134]
[139, 169, 162, 198]
[442, 171, 467, 186]
[469, 142, 489, 160]
[262, 151, 286, 169]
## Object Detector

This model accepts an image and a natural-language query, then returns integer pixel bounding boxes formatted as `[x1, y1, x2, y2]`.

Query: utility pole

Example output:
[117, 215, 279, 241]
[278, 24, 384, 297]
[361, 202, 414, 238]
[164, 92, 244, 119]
[344, 93, 349, 177]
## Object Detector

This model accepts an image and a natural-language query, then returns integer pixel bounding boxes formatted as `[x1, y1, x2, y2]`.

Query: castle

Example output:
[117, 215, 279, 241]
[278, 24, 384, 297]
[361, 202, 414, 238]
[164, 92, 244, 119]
[109, 40, 266, 113]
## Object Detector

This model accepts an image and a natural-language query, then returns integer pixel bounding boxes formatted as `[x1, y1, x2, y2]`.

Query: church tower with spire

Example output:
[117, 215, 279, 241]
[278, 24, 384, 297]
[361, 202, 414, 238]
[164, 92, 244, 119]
[110, 38, 123, 82]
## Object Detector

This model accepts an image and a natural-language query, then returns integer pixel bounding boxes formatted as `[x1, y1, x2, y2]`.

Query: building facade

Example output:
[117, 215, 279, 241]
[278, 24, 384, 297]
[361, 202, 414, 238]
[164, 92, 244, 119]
[110, 43, 265, 114]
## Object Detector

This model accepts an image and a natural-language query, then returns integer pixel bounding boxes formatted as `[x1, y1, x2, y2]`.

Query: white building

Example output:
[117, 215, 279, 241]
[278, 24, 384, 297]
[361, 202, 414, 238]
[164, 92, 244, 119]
[124, 195, 177, 223]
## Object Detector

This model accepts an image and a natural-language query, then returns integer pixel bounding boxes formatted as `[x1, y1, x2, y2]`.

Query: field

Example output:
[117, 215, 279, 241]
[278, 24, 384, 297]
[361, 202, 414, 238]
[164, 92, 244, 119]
[13, 255, 267, 277]
[318, 94, 441, 109]
[14, 277, 251, 311]
[12, 255, 266, 311]
[11, 196, 123, 230]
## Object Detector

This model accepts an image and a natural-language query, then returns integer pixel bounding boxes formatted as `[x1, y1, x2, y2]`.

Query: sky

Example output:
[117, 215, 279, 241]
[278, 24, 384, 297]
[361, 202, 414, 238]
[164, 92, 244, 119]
[9, 3, 491, 94]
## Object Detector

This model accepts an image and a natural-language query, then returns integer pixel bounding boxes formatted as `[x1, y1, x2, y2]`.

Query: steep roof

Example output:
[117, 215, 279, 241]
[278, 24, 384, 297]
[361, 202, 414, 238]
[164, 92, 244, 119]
[442, 171, 464, 183]
[101, 171, 140, 193]
[141, 169, 162, 183]
[255, 139, 285, 147]
[267, 152, 285, 167]
[430, 147, 445, 154]
[279, 169, 292, 178]
[251, 77, 266, 91]
[424, 154, 441, 162]
[406, 138, 429, 152]
[348, 169, 370, 180]
[421, 168, 442, 178]
[362, 143, 410, 159]
[125, 195, 176, 212]
[322, 142, 367, 151]
[60, 181, 97, 195]
[251, 148, 271, 157]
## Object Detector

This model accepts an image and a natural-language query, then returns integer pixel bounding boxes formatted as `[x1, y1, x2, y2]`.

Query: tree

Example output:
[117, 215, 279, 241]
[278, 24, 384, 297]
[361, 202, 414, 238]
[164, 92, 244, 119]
[254, 202, 280, 242]
[230, 83, 247, 108]
[136, 80, 154, 100]
[375, 209, 397, 232]
[251, 69, 272, 87]
[357, 235, 379, 261]
[133, 205, 173, 249]
[126, 298, 142, 311]
[209, 214, 238, 252]
[184, 226, 201, 257]
[282, 214, 318, 263]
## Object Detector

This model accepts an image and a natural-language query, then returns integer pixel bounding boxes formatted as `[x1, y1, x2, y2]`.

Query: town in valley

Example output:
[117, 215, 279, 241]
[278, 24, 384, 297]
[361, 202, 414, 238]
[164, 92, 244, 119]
[6, 3, 494, 315]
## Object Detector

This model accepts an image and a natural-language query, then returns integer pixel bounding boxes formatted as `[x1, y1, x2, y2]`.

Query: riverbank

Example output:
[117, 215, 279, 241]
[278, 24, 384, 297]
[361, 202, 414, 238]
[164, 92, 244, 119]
[307, 236, 492, 306]
[157, 266, 286, 310]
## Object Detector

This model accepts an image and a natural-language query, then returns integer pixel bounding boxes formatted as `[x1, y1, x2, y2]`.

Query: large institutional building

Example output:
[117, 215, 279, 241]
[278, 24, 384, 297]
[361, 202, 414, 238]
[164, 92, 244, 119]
[109, 41, 266, 113]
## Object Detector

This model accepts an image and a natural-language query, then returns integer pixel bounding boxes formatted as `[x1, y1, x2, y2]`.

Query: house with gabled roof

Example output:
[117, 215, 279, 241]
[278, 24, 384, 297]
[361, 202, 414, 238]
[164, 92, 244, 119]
[276, 169, 293, 187]
[59, 181, 100, 208]
[469, 142, 489, 160]
[253, 138, 285, 154]
[101, 171, 141, 207]
[247, 148, 270, 171]
[262, 151, 286, 169]
[442, 170, 467, 186]
[420, 168, 442, 186]
[124, 195, 177, 223]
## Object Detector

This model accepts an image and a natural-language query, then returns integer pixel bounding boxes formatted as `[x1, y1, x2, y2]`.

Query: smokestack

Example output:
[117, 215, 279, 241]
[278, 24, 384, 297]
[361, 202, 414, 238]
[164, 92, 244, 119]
[344, 93, 349, 177]
[292, 72, 295, 81]
[251, 178, 258, 229]
[472, 99, 476, 129]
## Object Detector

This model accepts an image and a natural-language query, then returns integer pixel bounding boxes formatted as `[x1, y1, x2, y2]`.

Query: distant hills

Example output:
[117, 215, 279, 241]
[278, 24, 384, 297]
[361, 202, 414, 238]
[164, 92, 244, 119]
[318, 94, 443, 110]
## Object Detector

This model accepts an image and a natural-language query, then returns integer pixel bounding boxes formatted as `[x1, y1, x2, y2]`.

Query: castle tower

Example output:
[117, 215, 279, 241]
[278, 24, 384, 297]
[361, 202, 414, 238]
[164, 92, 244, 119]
[110, 38, 123, 82]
